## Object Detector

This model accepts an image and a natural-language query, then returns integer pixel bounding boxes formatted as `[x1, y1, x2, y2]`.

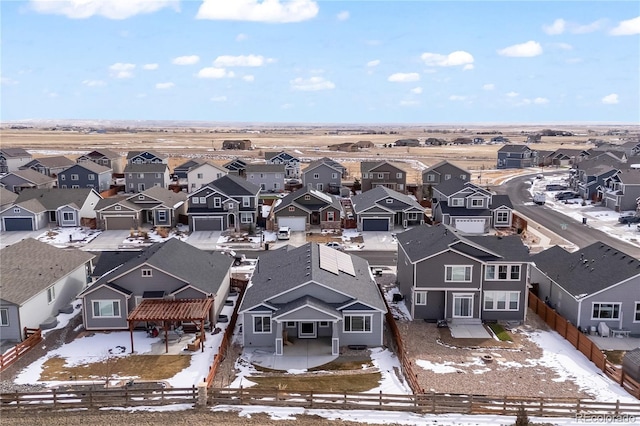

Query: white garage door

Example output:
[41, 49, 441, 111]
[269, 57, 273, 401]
[278, 216, 306, 231]
[454, 218, 485, 234]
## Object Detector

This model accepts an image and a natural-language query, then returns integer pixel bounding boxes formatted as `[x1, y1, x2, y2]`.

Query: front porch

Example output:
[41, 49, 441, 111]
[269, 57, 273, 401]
[244, 337, 338, 370]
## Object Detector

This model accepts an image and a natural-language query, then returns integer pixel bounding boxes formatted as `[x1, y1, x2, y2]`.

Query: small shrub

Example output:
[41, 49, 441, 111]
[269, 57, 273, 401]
[156, 227, 170, 238]
[514, 405, 530, 426]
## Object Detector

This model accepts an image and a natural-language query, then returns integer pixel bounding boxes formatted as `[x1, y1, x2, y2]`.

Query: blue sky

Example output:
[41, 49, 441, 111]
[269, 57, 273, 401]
[1, 0, 639, 124]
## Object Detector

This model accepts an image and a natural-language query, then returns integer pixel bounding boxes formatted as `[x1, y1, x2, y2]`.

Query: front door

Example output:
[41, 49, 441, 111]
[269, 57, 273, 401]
[298, 322, 316, 338]
[453, 294, 473, 318]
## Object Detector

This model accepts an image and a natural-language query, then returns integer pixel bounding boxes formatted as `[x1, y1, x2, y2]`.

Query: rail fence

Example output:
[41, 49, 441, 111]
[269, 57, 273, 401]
[529, 292, 640, 399]
[0, 328, 42, 372]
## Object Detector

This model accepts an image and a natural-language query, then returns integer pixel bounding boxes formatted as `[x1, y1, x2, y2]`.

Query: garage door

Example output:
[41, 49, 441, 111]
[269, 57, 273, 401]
[362, 218, 389, 231]
[193, 217, 223, 231]
[4, 217, 34, 231]
[454, 218, 485, 234]
[277, 216, 306, 231]
[105, 216, 136, 230]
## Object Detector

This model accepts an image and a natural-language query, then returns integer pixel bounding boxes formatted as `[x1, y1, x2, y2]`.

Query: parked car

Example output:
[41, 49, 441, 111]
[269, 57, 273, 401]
[618, 215, 640, 225]
[277, 226, 291, 240]
[546, 184, 568, 191]
[554, 191, 579, 200]
[325, 242, 343, 251]
[533, 192, 546, 205]
[536, 174, 544, 179]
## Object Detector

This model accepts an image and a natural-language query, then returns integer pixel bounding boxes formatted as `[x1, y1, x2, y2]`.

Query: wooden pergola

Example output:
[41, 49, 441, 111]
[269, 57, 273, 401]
[127, 298, 213, 354]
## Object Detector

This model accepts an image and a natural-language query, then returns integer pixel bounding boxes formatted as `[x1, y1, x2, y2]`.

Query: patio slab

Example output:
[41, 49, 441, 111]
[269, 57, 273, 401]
[589, 335, 640, 351]
[243, 338, 338, 371]
[449, 323, 492, 339]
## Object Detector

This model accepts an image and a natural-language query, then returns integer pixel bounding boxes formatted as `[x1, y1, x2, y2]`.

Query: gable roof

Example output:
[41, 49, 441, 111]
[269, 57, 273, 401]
[614, 169, 640, 185]
[2, 169, 56, 185]
[23, 156, 75, 169]
[223, 158, 247, 171]
[128, 186, 187, 207]
[0, 187, 18, 206]
[209, 174, 260, 196]
[174, 159, 204, 171]
[245, 163, 286, 173]
[303, 158, 343, 174]
[95, 196, 141, 211]
[422, 160, 470, 177]
[360, 161, 403, 173]
[0, 238, 94, 306]
[532, 242, 640, 299]
[490, 194, 513, 209]
[66, 161, 112, 174]
[0, 148, 31, 158]
[265, 151, 298, 161]
[240, 243, 386, 313]
[274, 186, 338, 213]
[351, 186, 423, 213]
[124, 163, 168, 173]
[85, 238, 233, 295]
[498, 144, 533, 153]
[15, 188, 100, 210]
[81, 149, 121, 159]
[126, 150, 167, 160]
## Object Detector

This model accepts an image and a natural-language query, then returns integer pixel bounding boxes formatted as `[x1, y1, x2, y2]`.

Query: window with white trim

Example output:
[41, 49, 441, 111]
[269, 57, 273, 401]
[192, 197, 200, 204]
[13, 208, 20, 213]
[142, 269, 152, 277]
[243, 197, 250, 207]
[62, 212, 74, 222]
[253, 315, 271, 333]
[444, 174, 451, 180]
[214, 197, 221, 208]
[485, 265, 521, 281]
[47, 287, 56, 304]
[407, 212, 418, 220]
[396, 172, 403, 178]
[240, 212, 253, 223]
[592, 303, 621, 320]
[415, 291, 427, 305]
[386, 198, 393, 204]
[377, 173, 384, 179]
[344, 315, 372, 333]
[0, 308, 8, 326]
[445, 265, 472, 282]
[460, 174, 467, 180]
[60, 175, 66, 181]
[496, 211, 509, 224]
[72, 185, 80, 189]
[288, 206, 295, 212]
[332, 173, 337, 179]
[88, 174, 95, 180]
[314, 173, 319, 179]
[199, 197, 206, 204]
[92, 300, 121, 318]
[286, 321, 296, 328]
[398, 184, 404, 191]
[197, 173, 203, 179]
[471, 198, 484, 207]
[304, 195, 311, 200]
[157, 210, 167, 222]
[138, 173, 144, 179]
[327, 211, 335, 221]
[635, 302, 640, 322]
[115, 205, 121, 210]
[71, 174, 79, 181]
[484, 291, 519, 311]
[450, 198, 464, 207]
[319, 321, 330, 327]
[425, 174, 435, 182]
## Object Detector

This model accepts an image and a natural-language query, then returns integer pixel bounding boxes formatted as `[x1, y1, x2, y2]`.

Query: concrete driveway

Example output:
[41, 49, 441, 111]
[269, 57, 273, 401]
[185, 231, 223, 250]
[0, 230, 45, 249]
[361, 231, 398, 251]
[81, 230, 132, 251]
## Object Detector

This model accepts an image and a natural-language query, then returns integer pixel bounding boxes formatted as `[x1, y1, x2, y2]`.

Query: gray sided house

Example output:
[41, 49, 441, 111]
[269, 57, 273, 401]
[599, 168, 640, 212]
[303, 159, 344, 194]
[188, 174, 260, 232]
[497, 145, 537, 169]
[79, 239, 233, 331]
[245, 163, 286, 193]
[95, 197, 142, 230]
[58, 162, 112, 192]
[0, 239, 94, 342]
[0, 148, 32, 173]
[239, 243, 387, 356]
[273, 187, 343, 231]
[20, 156, 76, 178]
[432, 178, 513, 234]
[265, 151, 301, 179]
[0, 187, 18, 212]
[396, 225, 531, 323]
[0, 169, 56, 193]
[422, 160, 471, 199]
[531, 243, 640, 335]
[1, 187, 102, 231]
[124, 163, 170, 193]
[360, 161, 407, 193]
[76, 149, 124, 174]
[126, 150, 168, 165]
[351, 186, 425, 232]
[125, 186, 187, 228]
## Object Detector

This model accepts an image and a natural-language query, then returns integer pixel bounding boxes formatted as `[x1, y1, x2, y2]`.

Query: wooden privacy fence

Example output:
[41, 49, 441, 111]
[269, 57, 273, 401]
[0, 328, 42, 372]
[529, 292, 640, 399]
[0, 386, 197, 410]
[204, 278, 248, 387]
[208, 388, 640, 418]
[378, 285, 423, 394]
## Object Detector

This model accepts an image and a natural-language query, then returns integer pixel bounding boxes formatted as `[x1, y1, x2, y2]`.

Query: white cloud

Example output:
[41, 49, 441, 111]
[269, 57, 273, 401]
[551, 42, 573, 51]
[399, 100, 420, 106]
[506, 91, 519, 97]
[197, 67, 235, 79]
[172, 55, 200, 65]
[1, 76, 19, 85]
[387, 72, 420, 83]
[242, 75, 255, 82]
[213, 54, 273, 67]
[497, 41, 543, 57]
[337, 10, 349, 21]
[543, 18, 566, 35]
[533, 97, 549, 104]
[109, 62, 135, 79]
[82, 79, 106, 87]
[155, 82, 175, 89]
[290, 76, 335, 91]
[236, 33, 249, 41]
[463, 64, 474, 71]
[421, 51, 474, 68]
[411, 87, 423, 94]
[29, 0, 179, 20]
[449, 95, 466, 101]
[196, 0, 318, 23]
[210, 96, 227, 102]
[143, 63, 159, 70]
[572, 19, 605, 34]
[366, 59, 380, 67]
[610, 16, 640, 36]
[602, 93, 619, 104]
[482, 83, 495, 91]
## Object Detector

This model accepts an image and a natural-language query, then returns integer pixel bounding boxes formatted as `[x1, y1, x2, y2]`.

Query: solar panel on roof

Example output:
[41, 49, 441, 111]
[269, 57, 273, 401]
[335, 250, 356, 276]
[319, 244, 339, 275]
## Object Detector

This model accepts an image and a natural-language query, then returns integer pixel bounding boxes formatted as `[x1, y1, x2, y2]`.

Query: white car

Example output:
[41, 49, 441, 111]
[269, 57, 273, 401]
[277, 226, 291, 240]
[325, 242, 343, 251]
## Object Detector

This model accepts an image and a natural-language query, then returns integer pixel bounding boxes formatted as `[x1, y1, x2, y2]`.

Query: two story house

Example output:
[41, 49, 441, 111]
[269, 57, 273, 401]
[58, 162, 112, 192]
[432, 178, 513, 233]
[19, 156, 76, 178]
[272, 187, 343, 231]
[223, 158, 247, 177]
[265, 151, 301, 179]
[351, 186, 425, 232]
[571, 152, 625, 200]
[0, 169, 56, 193]
[245, 163, 285, 193]
[360, 161, 407, 193]
[0, 148, 32, 173]
[599, 168, 640, 213]
[124, 163, 170, 193]
[422, 160, 471, 200]
[188, 174, 260, 232]
[397, 224, 532, 323]
[173, 159, 227, 192]
[303, 158, 345, 194]
[126, 150, 168, 165]
[76, 149, 124, 174]
[496, 145, 537, 169]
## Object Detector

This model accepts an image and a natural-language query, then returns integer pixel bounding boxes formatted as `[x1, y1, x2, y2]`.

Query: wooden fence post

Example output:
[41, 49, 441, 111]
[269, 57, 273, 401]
[52, 388, 57, 409]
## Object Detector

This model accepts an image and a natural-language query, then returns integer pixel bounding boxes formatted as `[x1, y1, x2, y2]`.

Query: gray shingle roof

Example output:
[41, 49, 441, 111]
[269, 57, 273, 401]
[351, 186, 423, 213]
[210, 174, 260, 196]
[490, 194, 513, 209]
[0, 187, 18, 206]
[0, 148, 31, 158]
[15, 188, 99, 210]
[360, 161, 402, 173]
[126, 150, 167, 160]
[84, 238, 233, 295]
[245, 163, 286, 173]
[130, 186, 187, 207]
[69, 161, 111, 174]
[95, 196, 141, 211]
[0, 238, 94, 305]
[532, 242, 640, 299]
[433, 177, 469, 197]
[24, 156, 75, 169]
[124, 163, 168, 173]
[240, 243, 386, 313]
[396, 224, 464, 262]
[498, 144, 532, 153]
[5, 169, 56, 185]
[83, 149, 121, 159]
